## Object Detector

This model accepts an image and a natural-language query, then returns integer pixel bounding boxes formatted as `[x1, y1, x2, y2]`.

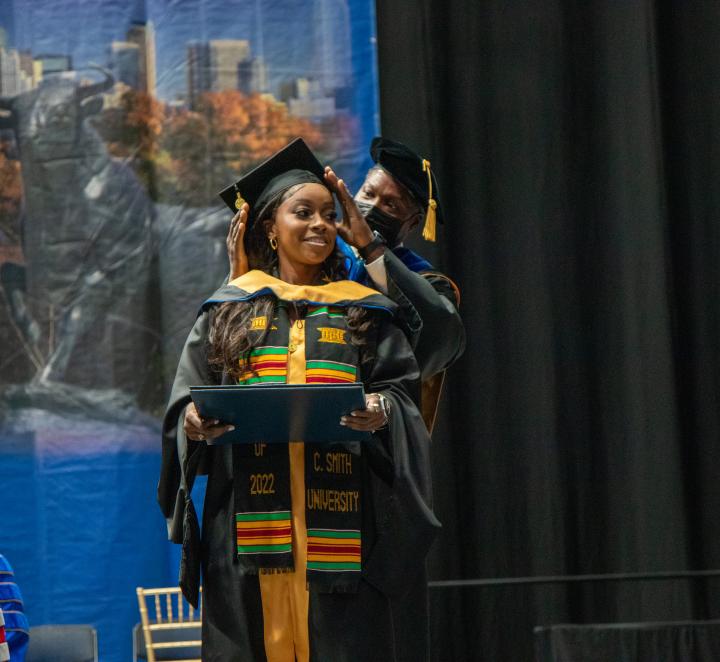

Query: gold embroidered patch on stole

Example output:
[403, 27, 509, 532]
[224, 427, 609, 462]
[250, 316, 268, 330]
[318, 327, 346, 344]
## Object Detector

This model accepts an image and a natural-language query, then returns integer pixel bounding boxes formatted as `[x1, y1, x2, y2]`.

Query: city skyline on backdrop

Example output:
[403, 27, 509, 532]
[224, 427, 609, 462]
[0, 0, 363, 121]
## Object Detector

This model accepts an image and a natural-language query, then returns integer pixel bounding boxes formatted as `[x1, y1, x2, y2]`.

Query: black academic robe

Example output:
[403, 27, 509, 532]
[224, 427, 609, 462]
[382, 249, 465, 381]
[158, 273, 440, 661]
[378, 251, 466, 662]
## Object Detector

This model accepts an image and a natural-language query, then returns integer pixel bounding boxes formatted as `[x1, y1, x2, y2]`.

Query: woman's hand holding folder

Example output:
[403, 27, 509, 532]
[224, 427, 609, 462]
[341, 392, 389, 433]
[185, 391, 389, 441]
[184, 402, 235, 442]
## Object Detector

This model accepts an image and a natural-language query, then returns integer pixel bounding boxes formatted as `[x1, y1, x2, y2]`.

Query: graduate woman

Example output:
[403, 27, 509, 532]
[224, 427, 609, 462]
[159, 139, 439, 661]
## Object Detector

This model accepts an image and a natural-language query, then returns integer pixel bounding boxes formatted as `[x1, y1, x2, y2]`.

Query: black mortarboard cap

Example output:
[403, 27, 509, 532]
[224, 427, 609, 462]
[219, 137, 326, 227]
[370, 136, 443, 241]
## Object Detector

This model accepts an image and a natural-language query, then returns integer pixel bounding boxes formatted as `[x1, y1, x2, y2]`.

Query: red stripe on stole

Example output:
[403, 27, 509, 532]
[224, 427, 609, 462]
[308, 544, 361, 554]
[306, 376, 354, 383]
[237, 526, 292, 538]
[250, 360, 287, 369]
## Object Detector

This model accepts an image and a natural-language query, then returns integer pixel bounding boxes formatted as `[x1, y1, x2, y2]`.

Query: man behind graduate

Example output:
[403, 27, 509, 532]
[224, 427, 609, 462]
[229, 136, 465, 424]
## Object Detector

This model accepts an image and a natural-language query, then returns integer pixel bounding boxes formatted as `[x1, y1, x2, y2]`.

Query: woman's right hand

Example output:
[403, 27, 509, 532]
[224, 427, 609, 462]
[183, 402, 235, 442]
[227, 203, 250, 281]
[324, 166, 375, 249]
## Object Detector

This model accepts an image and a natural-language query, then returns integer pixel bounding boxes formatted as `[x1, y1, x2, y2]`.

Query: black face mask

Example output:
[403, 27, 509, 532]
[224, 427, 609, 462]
[355, 201, 408, 248]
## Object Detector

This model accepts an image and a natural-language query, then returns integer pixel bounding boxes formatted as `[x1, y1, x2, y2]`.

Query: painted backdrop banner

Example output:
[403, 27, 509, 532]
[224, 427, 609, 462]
[0, 1, 379, 660]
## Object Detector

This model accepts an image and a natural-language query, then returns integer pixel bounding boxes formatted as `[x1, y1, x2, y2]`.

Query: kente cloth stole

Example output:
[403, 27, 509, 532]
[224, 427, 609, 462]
[233, 303, 363, 592]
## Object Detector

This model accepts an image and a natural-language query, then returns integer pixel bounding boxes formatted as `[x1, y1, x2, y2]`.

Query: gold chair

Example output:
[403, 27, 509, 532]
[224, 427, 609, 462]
[135, 586, 202, 662]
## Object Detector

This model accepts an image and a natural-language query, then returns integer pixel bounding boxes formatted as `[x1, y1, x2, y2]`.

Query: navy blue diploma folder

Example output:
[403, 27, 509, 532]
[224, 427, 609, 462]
[189, 383, 371, 444]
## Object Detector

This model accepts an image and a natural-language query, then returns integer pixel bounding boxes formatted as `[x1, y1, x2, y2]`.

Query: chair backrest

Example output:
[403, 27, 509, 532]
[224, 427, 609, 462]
[135, 587, 201, 662]
[25, 624, 98, 662]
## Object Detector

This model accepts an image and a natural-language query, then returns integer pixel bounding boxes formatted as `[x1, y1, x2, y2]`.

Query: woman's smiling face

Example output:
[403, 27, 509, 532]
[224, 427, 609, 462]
[269, 183, 338, 272]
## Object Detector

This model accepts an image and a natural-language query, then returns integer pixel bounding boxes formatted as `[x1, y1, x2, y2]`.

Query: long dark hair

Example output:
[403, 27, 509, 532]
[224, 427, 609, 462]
[208, 183, 375, 381]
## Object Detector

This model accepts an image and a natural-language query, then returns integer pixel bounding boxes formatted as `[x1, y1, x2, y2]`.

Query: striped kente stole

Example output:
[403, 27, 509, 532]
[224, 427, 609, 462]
[233, 303, 364, 592]
[236, 510, 291, 556]
[307, 528, 361, 573]
[238, 346, 288, 384]
[305, 360, 356, 384]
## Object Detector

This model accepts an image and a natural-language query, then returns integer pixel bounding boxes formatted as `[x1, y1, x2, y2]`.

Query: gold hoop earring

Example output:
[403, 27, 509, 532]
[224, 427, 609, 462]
[269, 236, 278, 251]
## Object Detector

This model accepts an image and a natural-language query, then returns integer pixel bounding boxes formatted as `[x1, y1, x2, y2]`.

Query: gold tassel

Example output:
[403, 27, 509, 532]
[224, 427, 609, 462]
[423, 199, 437, 242]
[422, 159, 437, 242]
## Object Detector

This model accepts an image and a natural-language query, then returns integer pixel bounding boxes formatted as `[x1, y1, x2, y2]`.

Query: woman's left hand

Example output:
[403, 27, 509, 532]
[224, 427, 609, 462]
[341, 393, 388, 433]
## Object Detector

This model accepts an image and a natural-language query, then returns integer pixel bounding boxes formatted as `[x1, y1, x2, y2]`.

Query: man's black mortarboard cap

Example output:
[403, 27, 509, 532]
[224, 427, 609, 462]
[219, 138, 326, 228]
[370, 136, 443, 241]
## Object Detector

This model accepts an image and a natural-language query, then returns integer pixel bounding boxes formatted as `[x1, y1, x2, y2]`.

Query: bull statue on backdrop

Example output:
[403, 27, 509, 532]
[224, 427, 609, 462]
[0, 68, 156, 409]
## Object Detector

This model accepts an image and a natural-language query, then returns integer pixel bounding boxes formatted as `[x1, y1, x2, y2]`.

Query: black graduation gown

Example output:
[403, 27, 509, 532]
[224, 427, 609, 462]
[158, 274, 440, 661]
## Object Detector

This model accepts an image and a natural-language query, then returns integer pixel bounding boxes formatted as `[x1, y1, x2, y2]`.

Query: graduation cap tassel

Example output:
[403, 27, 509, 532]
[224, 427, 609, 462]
[422, 159, 437, 242]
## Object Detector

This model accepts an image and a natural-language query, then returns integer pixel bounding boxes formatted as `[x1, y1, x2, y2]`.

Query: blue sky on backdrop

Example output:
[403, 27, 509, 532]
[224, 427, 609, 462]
[0, 0, 376, 104]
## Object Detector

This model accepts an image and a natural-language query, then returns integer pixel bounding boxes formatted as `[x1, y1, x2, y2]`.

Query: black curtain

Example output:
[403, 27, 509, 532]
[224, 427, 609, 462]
[535, 621, 720, 662]
[375, 2, 720, 660]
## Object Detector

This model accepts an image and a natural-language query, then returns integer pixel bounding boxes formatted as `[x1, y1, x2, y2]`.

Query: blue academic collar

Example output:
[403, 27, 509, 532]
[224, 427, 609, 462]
[335, 236, 435, 286]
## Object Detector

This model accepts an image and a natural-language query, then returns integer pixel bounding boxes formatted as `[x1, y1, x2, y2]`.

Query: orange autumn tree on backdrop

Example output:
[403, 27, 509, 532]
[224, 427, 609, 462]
[158, 90, 325, 207]
[97, 88, 352, 208]
[0, 142, 23, 255]
[95, 89, 165, 198]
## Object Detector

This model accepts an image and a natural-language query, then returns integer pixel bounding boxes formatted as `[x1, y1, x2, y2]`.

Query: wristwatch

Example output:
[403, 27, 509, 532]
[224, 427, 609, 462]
[376, 394, 391, 430]
[377, 393, 391, 419]
[358, 230, 387, 261]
